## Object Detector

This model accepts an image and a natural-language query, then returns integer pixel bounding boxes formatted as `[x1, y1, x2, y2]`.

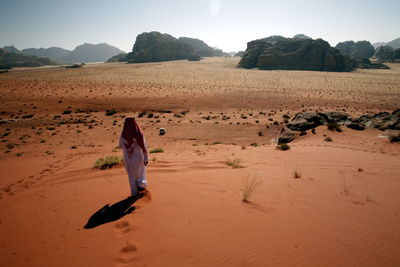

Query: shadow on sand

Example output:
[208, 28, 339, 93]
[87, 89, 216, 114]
[84, 194, 143, 229]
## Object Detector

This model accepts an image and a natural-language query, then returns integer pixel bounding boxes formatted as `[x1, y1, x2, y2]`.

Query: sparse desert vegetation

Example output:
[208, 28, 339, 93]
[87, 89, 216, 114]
[225, 158, 243, 169]
[242, 174, 261, 202]
[94, 155, 123, 169]
[150, 148, 164, 153]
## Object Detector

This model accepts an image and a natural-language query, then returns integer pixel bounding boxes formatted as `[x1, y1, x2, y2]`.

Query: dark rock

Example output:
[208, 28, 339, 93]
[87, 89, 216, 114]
[335, 40, 375, 59]
[188, 54, 202, 61]
[66, 63, 84, 68]
[127, 32, 196, 63]
[375, 46, 395, 60]
[2, 46, 20, 53]
[0, 48, 56, 68]
[106, 53, 128, 63]
[287, 112, 325, 131]
[278, 129, 298, 144]
[239, 37, 354, 72]
[323, 111, 351, 122]
[286, 110, 399, 132]
[346, 123, 365, 131]
[355, 58, 390, 69]
[178, 37, 214, 57]
[234, 51, 245, 57]
[293, 34, 312, 40]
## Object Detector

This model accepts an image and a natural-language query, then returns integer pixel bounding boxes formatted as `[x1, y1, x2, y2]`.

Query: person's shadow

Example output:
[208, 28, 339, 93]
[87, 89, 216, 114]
[84, 194, 143, 229]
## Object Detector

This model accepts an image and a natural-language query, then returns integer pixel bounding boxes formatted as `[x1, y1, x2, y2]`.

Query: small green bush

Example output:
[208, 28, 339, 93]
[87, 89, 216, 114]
[324, 137, 333, 142]
[62, 110, 72, 115]
[150, 148, 164, 153]
[105, 109, 117, 116]
[94, 156, 123, 170]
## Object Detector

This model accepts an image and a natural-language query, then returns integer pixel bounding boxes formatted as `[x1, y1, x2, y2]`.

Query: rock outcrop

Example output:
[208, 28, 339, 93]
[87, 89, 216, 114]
[293, 34, 312, 40]
[127, 32, 196, 63]
[239, 37, 354, 72]
[335, 41, 375, 59]
[106, 53, 128, 63]
[374, 46, 400, 61]
[278, 109, 400, 144]
[279, 110, 400, 143]
[0, 48, 56, 68]
[354, 58, 389, 69]
[178, 37, 214, 57]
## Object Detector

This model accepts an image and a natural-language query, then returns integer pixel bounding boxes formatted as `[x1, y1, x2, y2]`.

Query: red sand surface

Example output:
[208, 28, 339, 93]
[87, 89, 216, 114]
[0, 58, 399, 266]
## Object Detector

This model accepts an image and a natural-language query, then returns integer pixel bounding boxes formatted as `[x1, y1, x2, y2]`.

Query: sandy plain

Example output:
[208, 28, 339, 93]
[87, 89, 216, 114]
[0, 57, 399, 266]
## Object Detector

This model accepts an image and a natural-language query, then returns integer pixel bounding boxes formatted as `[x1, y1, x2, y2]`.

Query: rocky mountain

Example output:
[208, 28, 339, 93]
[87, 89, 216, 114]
[178, 37, 215, 57]
[239, 37, 354, 72]
[2, 46, 20, 53]
[372, 42, 387, 49]
[106, 32, 229, 63]
[372, 37, 400, 49]
[0, 48, 56, 69]
[4, 43, 124, 63]
[127, 32, 196, 63]
[374, 45, 400, 61]
[60, 43, 124, 63]
[21, 47, 70, 62]
[387, 37, 400, 49]
[293, 34, 312, 39]
[234, 51, 245, 57]
[335, 40, 375, 59]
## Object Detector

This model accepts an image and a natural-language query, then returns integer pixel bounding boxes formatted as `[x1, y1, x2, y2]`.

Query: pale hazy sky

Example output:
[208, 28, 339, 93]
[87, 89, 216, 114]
[0, 0, 399, 52]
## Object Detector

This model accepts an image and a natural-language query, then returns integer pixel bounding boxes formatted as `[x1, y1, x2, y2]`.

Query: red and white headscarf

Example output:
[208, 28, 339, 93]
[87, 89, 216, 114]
[121, 117, 146, 154]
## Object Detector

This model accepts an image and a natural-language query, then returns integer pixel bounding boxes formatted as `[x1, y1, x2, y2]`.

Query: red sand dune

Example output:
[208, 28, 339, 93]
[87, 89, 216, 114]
[0, 58, 399, 266]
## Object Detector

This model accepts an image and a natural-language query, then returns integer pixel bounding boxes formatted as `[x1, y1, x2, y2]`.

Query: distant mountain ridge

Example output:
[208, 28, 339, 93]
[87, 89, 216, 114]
[2, 43, 124, 63]
[0, 48, 56, 68]
[62, 43, 124, 63]
[372, 37, 400, 49]
[21, 47, 70, 62]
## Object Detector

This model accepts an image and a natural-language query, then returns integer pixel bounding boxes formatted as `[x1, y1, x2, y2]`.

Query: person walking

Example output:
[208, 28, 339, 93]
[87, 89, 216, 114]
[119, 117, 148, 196]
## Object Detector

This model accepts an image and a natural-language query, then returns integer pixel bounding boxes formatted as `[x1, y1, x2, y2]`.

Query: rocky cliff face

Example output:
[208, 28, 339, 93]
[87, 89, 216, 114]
[335, 40, 375, 59]
[239, 37, 354, 72]
[0, 48, 56, 68]
[128, 32, 196, 63]
[178, 37, 214, 57]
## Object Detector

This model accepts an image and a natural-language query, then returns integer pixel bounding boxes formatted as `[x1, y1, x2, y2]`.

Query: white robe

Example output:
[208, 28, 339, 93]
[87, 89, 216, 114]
[119, 136, 148, 195]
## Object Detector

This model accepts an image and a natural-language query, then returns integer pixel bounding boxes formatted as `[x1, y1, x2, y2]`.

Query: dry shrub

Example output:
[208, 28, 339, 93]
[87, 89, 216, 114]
[242, 174, 262, 202]
[94, 156, 123, 170]
[225, 159, 243, 169]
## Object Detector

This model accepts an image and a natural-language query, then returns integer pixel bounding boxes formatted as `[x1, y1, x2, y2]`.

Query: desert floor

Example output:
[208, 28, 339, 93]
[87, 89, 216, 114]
[0, 57, 399, 266]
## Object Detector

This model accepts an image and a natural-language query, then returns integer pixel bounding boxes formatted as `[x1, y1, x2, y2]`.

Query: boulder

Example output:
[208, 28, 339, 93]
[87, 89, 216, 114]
[287, 112, 325, 131]
[277, 129, 298, 144]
